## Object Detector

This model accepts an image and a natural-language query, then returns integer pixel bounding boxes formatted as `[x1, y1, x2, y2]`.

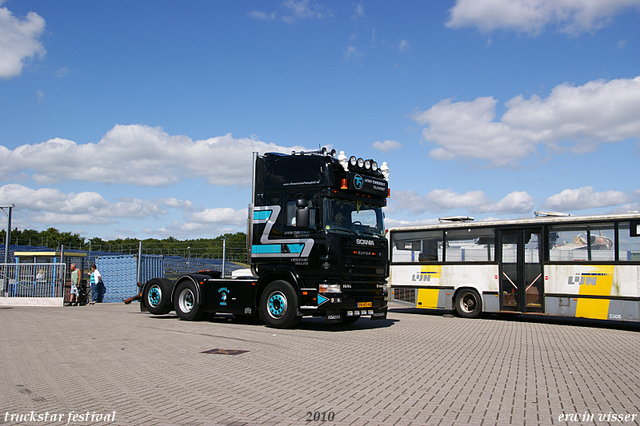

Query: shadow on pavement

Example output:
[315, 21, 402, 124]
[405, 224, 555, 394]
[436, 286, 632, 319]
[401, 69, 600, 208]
[147, 311, 397, 331]
[389, 305, 640, 332]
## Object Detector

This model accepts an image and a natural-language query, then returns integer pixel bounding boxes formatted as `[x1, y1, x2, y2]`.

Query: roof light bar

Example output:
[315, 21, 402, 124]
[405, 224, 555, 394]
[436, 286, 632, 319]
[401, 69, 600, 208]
[337, 151, 390, 180]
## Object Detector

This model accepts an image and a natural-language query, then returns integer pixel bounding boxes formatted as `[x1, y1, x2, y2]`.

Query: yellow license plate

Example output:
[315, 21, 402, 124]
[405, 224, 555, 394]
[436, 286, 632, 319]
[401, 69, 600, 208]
[358, 302, 372, 308]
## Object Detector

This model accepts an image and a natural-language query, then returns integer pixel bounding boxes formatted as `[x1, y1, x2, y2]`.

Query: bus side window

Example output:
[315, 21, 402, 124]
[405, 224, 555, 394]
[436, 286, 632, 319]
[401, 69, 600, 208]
[619, 222, 640, 261]
[419, 239, 438, 261]
[390, 230, 443, 263]
[444, 228, 495, 262]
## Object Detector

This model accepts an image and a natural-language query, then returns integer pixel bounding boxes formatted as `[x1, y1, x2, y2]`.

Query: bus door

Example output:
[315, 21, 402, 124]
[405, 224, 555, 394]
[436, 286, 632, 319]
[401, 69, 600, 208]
[499, 228, 543, 313]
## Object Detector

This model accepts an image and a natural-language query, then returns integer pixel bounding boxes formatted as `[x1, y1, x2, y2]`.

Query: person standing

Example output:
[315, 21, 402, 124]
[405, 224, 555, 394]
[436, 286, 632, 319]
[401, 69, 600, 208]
[89, 264, 102, 304]
[69, 263, 80, 306]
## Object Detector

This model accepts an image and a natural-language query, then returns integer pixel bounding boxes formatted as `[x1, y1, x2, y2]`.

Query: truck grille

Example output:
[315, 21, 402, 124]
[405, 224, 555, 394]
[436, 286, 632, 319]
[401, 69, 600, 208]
[340, 237, 387, 286]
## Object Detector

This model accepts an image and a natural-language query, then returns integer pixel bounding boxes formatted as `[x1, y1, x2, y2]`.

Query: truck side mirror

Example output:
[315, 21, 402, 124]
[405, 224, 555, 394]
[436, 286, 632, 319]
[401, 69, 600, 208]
[296, 208, 310, 228]
[295, 198, 310, 228]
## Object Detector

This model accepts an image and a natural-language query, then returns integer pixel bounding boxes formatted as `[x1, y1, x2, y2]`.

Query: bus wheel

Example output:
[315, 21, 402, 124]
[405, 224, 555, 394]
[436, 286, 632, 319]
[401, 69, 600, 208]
[455, 289, 482, 318]
[260, 280, 301, 329]
[143, 278, 172, 315]
[174, 281, 203, 321]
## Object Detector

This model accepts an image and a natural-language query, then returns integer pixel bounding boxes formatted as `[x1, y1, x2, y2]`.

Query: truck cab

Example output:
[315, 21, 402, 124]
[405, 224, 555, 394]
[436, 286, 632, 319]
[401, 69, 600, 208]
[250, 149, 390, 327]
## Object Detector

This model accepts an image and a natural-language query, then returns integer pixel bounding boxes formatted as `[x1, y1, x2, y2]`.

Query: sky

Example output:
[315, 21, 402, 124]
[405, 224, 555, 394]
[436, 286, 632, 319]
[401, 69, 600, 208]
[0, 0, 639, 241]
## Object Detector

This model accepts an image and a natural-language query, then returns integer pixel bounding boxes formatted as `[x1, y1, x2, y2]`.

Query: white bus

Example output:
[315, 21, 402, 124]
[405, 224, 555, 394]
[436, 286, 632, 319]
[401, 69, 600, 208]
[388, 212, 640, 321]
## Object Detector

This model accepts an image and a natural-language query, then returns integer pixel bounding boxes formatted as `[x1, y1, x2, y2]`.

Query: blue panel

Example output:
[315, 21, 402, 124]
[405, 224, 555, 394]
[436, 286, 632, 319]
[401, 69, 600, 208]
[286, 244, 303, 253]
[252, 245, 281, 254]
[253, 210, 271, 220]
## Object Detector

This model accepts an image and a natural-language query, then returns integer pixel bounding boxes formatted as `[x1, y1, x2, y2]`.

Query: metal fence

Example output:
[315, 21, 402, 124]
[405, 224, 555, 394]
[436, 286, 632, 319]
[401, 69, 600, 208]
[0, 239, 249, 303]
[0, 263, 66, 298]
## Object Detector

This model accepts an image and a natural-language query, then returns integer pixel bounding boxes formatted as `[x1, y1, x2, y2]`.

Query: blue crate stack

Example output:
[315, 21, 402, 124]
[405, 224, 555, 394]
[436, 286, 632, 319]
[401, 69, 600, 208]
[95, 255, 137, 303]
[140, 255, 164, 283]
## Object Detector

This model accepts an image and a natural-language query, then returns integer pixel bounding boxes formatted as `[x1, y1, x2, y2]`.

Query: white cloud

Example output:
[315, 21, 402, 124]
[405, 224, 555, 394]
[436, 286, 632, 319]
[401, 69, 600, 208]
[413, 76, 640, 167]
[249, 10, 276, 21]
[372, 140, 403, 152]
[0, 3, 46, 79]
[187, 208, 248, 227]
[490, 191, 535, 214]
[384, 217, 439, 228]
[344, 45, 364, 60]
[413, 97, 537, 166]
[146, 207, 249, 238]
[0, 183, 197, 226]
[281, 0, 333, 21]
[503, 77, 640, 153]
[353, 2, 365, 19]
[0, 124, 306, 187]
[446, 0, 640, 36]
[391, 188, 535, 215]
[250, 0, 333, 24]
[540, 186, 629, 211]
[391, 188, 492, 214]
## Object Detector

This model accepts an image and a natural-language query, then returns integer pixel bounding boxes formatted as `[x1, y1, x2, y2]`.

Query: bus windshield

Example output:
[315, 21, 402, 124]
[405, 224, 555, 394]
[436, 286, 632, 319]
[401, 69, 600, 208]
[323, 198, 384, 237]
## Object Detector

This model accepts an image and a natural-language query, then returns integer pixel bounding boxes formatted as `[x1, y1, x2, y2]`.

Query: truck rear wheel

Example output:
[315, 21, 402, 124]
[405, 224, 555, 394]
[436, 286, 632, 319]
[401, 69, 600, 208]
[260, 280, 301, 329]
[174, 280, 203, 321]
[143, 278, 173, 315]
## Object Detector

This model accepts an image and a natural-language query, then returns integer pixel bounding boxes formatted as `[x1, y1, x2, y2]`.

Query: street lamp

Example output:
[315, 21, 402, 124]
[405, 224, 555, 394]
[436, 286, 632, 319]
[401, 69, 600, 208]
[1, 204, 15, 265]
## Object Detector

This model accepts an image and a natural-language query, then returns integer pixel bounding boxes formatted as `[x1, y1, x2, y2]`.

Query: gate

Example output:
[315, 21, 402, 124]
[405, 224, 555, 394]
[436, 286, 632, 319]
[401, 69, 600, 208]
[0, 263, 66, 306]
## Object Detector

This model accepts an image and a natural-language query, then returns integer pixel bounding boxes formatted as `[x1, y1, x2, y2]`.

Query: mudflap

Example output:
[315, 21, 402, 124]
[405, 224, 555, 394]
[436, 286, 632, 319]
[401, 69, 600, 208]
[325, 310, 343, 324]
[371, 308, 387, 320]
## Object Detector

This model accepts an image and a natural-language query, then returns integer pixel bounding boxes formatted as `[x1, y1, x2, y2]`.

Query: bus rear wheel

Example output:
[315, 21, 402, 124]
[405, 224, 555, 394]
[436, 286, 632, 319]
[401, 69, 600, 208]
[455, 289, 482, 318]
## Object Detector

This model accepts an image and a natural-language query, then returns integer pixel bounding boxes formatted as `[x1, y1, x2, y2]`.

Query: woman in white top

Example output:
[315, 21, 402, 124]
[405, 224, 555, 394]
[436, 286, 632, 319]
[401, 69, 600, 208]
[89, 264, 102, 304]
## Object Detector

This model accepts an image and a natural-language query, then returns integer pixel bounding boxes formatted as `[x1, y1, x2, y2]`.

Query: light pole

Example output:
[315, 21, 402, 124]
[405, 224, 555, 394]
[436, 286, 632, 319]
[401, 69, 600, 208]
[1, 204, 15, 265]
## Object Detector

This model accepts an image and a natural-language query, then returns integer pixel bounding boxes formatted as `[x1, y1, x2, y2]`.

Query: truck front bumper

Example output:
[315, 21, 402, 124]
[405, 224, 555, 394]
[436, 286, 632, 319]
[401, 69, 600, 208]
[324, 306, 387, 324]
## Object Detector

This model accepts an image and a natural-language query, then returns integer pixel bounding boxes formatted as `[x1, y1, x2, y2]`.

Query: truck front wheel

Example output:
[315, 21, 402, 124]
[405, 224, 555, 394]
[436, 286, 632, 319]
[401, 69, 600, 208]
[174, 281, 203, 321]
[143, 278, 172, 315]
[260, 280, 301, 329]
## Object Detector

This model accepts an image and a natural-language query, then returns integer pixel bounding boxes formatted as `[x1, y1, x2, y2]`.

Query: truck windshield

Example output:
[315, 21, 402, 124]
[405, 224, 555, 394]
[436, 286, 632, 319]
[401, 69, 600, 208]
[323, 198, 384, 237]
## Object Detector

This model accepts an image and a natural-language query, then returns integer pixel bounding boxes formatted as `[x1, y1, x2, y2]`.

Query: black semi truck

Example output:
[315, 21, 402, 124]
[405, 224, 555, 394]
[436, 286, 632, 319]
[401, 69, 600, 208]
[141, 148, 390, 328]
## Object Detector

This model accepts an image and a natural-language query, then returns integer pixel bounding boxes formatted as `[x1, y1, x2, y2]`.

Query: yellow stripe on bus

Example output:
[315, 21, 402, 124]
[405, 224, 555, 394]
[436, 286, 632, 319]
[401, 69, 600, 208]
[417, 288, 440, 309]
[575, 298, 610, 320]
[575, 265, 614, 320]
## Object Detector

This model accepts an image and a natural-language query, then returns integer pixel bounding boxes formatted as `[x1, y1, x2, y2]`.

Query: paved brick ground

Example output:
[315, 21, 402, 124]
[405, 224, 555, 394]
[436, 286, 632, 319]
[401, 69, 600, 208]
[0, 302, 639, 426]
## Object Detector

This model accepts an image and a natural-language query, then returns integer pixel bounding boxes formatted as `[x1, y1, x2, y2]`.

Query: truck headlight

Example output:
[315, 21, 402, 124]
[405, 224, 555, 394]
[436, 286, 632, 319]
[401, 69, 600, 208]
[319, 284, 341, 293]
